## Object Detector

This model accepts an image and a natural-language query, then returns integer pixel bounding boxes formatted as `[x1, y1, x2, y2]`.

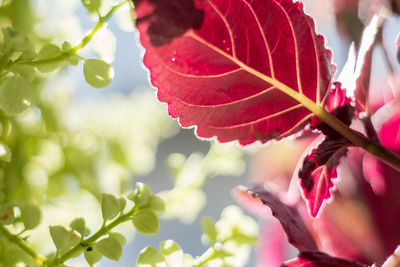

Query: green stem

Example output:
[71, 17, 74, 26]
[0, 224, 47, 265]
[193, 246, 216, 267]
[275, 79, 400, 170]
[9, 0, 129, 68]
[48, 207, 138, 266]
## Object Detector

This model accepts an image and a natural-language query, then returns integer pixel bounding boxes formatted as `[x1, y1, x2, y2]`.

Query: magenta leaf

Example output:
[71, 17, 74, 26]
[134, 0, 334, 145]
[360, 111, 400, 256]
[235, 185, 318, 252]
[282, 252, 368, 267]
[299, 138, 350, 217]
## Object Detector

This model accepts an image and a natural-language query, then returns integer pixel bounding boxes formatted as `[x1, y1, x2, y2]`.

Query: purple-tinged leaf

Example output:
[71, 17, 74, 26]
[134, 0, 334, 145]
[235, 185, 318, 252]
[282, 252, 368, 267]
[298, 138, 350, 217]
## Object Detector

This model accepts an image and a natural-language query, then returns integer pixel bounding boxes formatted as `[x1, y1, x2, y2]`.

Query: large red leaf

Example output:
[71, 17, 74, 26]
[283, 252, 368, 267]
[134, 0, 334, 145]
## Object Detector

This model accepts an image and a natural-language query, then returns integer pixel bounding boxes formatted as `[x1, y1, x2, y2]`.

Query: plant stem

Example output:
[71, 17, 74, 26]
[273, 79, 400, 170]
[193, 246, 216, 267]
[9, 0, 129, 68]
[0, 223, 47, 265]
[48, 207, 138, 266]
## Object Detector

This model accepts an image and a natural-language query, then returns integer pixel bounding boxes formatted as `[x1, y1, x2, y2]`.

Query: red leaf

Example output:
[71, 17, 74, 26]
[134, 0, 334, 145]
[298, 138, 350, 217]
[283, 252, 368, 267]
[234, 185, 318, 252]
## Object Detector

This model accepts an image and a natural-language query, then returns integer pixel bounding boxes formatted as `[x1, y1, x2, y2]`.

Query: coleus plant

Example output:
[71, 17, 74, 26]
[132, 0, 400, 265]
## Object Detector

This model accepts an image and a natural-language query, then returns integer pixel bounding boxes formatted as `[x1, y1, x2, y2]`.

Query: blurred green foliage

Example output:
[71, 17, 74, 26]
[0, 0, 258, 266]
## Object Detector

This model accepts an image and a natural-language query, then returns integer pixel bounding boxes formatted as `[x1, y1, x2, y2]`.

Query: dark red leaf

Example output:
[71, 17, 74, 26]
[282, 251, 368, 267]
[311, 83, 354, 139]
[134, 0, 334, 145]
[235, 185, 318, 252]
[298, 138, 350, 217]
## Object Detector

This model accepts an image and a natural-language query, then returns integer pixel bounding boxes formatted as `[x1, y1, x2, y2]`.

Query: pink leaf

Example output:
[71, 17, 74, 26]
[283, 252, 368, 267]
[298, 138, 350, 217]
[134, 0, 334, 145]
[234, 185, 318, 252]
[353, 15, 382, 114]
[360, 110, 400, 256]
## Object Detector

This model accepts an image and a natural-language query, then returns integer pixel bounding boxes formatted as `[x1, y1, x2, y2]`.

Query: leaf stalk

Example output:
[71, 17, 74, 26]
[0, 223, 47, 265]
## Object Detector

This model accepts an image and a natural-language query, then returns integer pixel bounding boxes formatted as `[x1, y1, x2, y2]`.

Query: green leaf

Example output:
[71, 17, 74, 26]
[202, 217, 217, 244]
[0, 142, 11, 163]
[20, 203, 41, 230]
[67, 55, 80, 66]
[101, 193, 120, 221]
[81, 0, 101, 14]
[96, 237, 122, 261]
[83, 59, 113, 88]
[0, 203, 15, 225]
[20, 50, 37, 61]
[0, 75, 32, 114]
[108, 232, 126, 246]
[2, 27, 30, 54]
[70, 217, 86, 236]
[137, 247, 166, 267]
[84, 245, 103, 265]
[49, 225, 80, 251]
[61, 41, 72, 52]
[160, 240, 183, 267]
[128, 182, 151, 207]
[231, 226, 258, 245]
[146, 195, 165, 214]
[10, 64, 35, 83]
[36, 44, 64, 73]
[119, 197, 126, 212]
[132, 209, 159, 236]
